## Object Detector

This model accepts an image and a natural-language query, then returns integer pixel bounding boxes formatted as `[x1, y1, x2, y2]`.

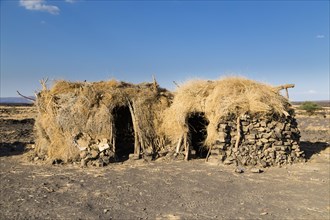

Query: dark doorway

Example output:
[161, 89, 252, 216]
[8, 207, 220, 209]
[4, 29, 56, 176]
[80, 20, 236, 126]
[113, 106, 134, 161]
[188, 112, 209, 158]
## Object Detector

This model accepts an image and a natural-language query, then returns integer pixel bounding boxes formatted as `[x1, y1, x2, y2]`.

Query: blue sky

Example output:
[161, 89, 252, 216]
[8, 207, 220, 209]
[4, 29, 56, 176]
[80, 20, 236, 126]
[1, 0, 329, 101]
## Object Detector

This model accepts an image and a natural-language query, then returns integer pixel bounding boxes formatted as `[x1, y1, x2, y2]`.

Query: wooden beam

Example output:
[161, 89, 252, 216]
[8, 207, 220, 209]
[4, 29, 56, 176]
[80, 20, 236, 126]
[274, 84, 295, 92]
[274, 83, 295, 99]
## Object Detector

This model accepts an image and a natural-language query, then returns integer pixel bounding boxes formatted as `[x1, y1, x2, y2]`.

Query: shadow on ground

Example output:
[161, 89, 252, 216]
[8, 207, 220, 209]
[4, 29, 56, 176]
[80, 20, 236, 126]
[300, 141, 329, 160]
[0, 142, 32, 157]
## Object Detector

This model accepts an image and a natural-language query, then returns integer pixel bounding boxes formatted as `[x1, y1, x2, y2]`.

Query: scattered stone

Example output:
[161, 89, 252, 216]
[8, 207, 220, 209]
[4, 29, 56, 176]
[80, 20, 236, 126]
[129, 154, 140, 160]
[235, 167, 244, 173]
[250, 168, 262, 173]
[207, 157, 220, 165]
[80, 159, 87, 167]
[52, 159, 63, 165]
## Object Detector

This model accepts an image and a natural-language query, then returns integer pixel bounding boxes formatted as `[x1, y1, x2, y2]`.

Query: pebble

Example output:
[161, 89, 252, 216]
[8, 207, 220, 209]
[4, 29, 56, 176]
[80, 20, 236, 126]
[235, 167, 244, 173]
[250, 168, 262, 173]
[80, 159, 87, 167]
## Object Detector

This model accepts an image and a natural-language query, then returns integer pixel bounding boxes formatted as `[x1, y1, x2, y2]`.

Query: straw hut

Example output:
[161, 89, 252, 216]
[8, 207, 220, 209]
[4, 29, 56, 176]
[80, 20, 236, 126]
[34, 79, 172, 166]
[161, 77, 304, 167]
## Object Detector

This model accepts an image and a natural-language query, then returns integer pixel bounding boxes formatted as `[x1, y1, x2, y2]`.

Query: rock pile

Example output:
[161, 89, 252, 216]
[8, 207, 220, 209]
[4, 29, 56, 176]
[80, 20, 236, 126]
[77, 138, 115, 167]
[76, 137, 155, 167]
[208, 115, 305, 167]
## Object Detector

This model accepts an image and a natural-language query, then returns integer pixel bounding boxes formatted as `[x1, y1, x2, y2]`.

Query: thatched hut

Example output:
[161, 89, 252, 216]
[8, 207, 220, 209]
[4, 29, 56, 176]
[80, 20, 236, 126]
[161, 77, 304, 167]
[34, 79, 172, 165]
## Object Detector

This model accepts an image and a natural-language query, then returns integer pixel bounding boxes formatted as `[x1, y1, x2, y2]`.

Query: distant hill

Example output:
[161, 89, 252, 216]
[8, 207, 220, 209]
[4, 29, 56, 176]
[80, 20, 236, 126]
[0, 97, 34, 105]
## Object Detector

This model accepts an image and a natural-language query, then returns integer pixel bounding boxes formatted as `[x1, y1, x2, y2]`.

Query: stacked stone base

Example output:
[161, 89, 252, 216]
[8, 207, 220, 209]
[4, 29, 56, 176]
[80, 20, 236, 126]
[209, 115, 305, 167]
[76, 137, 156, 167]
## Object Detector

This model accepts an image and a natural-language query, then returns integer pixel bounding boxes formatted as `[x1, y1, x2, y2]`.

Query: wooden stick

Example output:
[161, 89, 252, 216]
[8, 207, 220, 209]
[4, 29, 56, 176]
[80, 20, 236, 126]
[205, 145, 212, 162]
[16, 91, 36, 102]
[110, 123, 114, 151]
[127, 99, 140, 157]
[112, 137, 116, 156]
[233, 115, 243, 166]
[184, 134, 189, 161]
[173, 81, 180, 88]
[152, 75, 158, 91]
[234, 116, 241, 150]
[39, 78, 49, 91]
[175, 135, 183, 154]
[132, 101, 144, 155]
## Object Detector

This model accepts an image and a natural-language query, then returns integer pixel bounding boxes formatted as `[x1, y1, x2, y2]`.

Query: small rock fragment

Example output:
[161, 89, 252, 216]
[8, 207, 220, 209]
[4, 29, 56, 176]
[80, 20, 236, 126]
[80, 151, 87, 159]
[235, 166, 244, 173]
[90, 150, 99, 159]
[129, 154, 140, 160]
[250, 168, 262, 173]
[98, 139, 110, 152]
[80, 159, 87, 167]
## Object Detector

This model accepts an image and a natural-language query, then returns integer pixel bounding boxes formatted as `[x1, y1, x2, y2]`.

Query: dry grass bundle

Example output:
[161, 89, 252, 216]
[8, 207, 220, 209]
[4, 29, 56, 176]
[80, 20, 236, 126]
[35, 79, 172, 162]
[161, 76, 292, 148]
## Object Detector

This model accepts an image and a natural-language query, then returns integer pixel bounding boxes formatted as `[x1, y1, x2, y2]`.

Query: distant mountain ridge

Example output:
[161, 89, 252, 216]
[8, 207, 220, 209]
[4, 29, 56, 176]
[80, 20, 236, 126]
[0, 97, 34, 104]
[1, 97, 329, 107]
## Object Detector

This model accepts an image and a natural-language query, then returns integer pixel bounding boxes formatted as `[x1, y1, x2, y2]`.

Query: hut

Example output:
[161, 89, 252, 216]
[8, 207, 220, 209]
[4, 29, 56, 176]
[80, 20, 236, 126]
[161, 77, 304, 167]
[34, 79, 172, 166]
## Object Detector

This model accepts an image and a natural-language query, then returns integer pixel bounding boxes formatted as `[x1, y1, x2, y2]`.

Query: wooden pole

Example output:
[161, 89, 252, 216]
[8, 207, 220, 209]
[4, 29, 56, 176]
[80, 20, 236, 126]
[127, 99, 140, 157]
[184, 133, 189, 161]
[232, 115, 243, 166]
[175, 136, 183, 154]
[234, 116, 241, 151]
[285, 88, 289, 99]
[205, 145, 212, 162]
[152, 75, 158, 91]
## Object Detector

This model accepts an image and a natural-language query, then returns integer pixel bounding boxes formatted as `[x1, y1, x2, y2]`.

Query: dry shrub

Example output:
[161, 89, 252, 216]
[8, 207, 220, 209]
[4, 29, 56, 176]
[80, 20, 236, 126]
[35, 79, 172, 162]
[161, 76, 292, 147]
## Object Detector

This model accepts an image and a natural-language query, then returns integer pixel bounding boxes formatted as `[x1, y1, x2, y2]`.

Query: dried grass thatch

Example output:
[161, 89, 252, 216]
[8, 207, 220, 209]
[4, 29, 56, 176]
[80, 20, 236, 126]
[35, 79, 172, 162]
[161, 76, 293, 151]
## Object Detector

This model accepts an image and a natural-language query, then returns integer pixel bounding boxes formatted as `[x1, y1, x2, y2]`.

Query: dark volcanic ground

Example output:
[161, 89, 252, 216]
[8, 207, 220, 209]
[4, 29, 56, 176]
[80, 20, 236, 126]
[0, 106, 329, 220]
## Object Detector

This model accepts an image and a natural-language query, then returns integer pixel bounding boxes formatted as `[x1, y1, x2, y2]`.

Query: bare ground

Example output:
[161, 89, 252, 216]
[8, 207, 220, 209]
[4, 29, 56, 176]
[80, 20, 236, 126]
[0, 105, 329, 220]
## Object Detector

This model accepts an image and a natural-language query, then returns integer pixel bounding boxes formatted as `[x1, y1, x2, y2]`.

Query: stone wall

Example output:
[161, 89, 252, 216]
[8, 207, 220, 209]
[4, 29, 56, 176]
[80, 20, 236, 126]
[209, 115, 305, 167]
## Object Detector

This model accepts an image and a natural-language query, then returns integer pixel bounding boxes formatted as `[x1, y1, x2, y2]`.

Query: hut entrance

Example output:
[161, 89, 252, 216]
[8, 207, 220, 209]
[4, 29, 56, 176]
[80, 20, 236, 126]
[188, 112, 209, 158]
[113, 106, 134, 160]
